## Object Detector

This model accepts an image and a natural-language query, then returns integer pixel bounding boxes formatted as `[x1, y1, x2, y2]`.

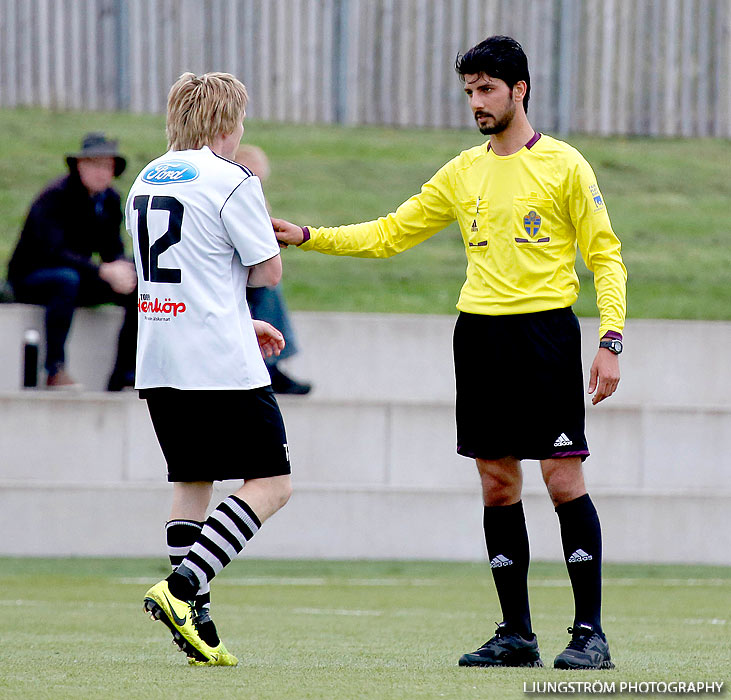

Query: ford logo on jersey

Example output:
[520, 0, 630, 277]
[141, 161, 199, 184]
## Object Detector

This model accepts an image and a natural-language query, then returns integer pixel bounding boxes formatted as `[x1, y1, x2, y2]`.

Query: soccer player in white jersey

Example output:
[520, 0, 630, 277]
[127, 72, 292, 666]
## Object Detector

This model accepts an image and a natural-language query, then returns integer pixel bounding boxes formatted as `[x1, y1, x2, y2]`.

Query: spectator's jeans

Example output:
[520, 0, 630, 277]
[246, 284, 298, 366]
[12, 266, 137, 379]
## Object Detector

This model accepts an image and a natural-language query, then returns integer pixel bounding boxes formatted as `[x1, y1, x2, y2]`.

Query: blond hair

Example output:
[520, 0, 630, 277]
[166, 72, 248, 151]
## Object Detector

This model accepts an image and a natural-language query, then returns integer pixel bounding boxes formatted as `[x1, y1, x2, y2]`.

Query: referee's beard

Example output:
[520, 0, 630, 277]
[475, 97, 516, 135]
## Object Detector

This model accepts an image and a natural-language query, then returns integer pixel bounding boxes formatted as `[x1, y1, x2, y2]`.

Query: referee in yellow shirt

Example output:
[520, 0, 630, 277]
[274, 35, 625, 671]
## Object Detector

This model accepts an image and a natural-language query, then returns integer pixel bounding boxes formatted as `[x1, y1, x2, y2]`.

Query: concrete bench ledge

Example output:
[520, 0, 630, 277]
[0, 303, 124, 392]
[3, 389, 730, 413]
[1, 479, 727, 563]
[1, 307, 729, 563]
[1, 478, 729, 501]
[2, 304, 731, 405]
[1, 388, 729, 492]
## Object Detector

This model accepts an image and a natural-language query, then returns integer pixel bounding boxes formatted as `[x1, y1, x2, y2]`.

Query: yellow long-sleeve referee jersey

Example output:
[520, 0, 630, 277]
[301, 133, 627, 338]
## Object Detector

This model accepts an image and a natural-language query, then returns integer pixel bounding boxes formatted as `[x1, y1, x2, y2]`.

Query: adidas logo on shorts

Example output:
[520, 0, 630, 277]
[553, 433, 573, 447]
[568, 549, 593, 563]
[490, 554, 514, 568]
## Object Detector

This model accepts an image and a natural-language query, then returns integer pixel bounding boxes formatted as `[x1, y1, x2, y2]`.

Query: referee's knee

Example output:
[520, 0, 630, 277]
[477, 459, 522, 506]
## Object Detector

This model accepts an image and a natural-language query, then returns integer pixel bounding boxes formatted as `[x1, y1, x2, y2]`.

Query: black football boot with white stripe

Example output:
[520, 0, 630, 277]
[459, 622, 544, 667]
[554, 622, 615, 670]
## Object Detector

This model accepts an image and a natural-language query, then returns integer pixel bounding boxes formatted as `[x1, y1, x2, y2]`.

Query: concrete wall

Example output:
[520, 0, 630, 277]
[0, 305, 729, 564]
[0, 303, 125, 392]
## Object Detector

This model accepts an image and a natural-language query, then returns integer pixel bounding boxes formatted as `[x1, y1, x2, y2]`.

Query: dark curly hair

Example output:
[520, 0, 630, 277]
[456, 35, 531, 114]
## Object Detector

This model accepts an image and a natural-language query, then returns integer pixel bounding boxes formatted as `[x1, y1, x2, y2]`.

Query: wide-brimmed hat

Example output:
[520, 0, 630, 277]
[66, 132, 127, 177]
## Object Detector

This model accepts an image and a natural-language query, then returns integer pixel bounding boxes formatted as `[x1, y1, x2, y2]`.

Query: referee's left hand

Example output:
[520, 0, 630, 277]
[588, 349, 620, 405]
[271, 217, 305, 247]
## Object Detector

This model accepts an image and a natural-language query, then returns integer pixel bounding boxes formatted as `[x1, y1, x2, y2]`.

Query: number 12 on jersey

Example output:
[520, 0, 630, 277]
[132, 195, 183, 284]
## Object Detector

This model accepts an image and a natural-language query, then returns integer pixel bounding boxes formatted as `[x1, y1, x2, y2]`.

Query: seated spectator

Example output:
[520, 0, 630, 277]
[236, 144, 312, 395]
[7, 133, 137, 390]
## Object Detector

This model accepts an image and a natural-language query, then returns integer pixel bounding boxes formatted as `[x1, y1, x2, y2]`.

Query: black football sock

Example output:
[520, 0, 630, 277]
[165, 519, 211, 609]
[555, 493, 603, 634]
[171, 495, 261, 602]
[165, 519, 218, 646]
[166, 519, 203, 570]
[483, 501, 533, 638]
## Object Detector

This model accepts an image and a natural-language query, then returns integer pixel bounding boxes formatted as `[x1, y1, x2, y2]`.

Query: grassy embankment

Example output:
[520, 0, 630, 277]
[1, 108, 729, 319]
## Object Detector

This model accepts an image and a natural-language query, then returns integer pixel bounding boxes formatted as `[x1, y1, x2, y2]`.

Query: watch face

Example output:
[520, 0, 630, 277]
[601, 339, 623, 354]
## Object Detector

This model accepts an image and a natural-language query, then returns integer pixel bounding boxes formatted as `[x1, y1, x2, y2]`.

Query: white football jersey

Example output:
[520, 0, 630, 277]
[125, 146, 280, 389]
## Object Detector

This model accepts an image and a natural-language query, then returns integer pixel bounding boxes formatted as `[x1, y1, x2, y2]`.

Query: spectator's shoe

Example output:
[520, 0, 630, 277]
[459, 622, 544, 667]
[0, 280, 15, 303]
[143, 580, 219, 664]
[107, 370, 135, 392]
[554, 623, 615, 670]
[187, 606, 238, 667]
[269, 365, 312, 395]
[46, 369, 82, 391]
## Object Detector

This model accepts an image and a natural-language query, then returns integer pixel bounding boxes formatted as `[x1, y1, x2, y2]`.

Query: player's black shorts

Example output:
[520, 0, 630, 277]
[453, 307, 589, 462]
[141, 386, 291, 482]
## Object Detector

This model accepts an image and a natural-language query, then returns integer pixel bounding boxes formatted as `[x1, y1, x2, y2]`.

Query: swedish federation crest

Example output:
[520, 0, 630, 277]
[515, 210, 550, 244]
[515, 209, 551, 243]
[523, 210, 542, 238]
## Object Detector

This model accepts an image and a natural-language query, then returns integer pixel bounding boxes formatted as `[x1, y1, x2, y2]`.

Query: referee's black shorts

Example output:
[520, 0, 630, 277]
[453, 307, 589, 462]
[141, 386, 291, 482]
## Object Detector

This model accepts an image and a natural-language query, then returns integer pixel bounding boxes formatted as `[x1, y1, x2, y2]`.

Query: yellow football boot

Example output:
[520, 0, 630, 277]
[188, 642, 239, 666]
[143, 580, 221, 664]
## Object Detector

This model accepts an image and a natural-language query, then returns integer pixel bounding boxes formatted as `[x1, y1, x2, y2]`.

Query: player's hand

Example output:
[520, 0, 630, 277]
[99, 259, 137, 295]
[271, 217, 305, 247]
[588, 348, 620, 405]
[253, 319, 285, 358]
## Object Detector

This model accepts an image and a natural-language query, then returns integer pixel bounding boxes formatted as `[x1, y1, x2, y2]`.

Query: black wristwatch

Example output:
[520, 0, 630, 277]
[599, 338, 623, 355]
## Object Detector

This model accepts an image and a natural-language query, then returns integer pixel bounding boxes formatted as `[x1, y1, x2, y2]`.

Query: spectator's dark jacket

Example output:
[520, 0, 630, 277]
[7, 173, 124, 285]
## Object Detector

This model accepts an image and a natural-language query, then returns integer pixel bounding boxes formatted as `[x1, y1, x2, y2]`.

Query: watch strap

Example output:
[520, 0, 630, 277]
[599, 339, 622, 354]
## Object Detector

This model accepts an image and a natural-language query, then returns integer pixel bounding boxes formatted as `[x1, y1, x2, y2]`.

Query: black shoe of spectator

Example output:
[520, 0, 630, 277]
[269, 365, 312, 395]
[0, 280, 15, 303]
[107, 371, 135, 392]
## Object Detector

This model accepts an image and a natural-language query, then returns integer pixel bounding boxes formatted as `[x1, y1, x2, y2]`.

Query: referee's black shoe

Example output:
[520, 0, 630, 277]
[554, 623, 615, 670]
[459, 622, 544, 667]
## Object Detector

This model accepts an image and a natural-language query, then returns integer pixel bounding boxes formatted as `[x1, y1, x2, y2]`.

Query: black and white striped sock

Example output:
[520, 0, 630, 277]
[171, 495, 261, 598]
[165, 519, 210, 610]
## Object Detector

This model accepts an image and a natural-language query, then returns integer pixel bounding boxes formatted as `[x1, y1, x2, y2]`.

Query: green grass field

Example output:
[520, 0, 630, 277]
[1, 108, 729, 320]
[1, 558, 728, 699]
